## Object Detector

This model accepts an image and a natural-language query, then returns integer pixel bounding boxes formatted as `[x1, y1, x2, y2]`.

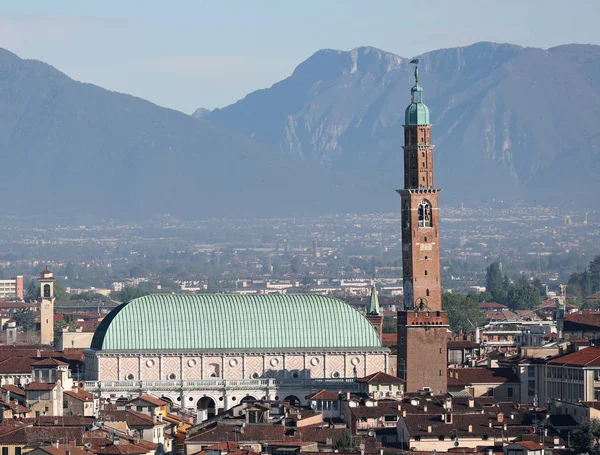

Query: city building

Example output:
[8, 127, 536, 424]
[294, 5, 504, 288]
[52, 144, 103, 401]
[397, 60, 448, 394]
[84, 294, 390, 416]
[0, 276, 23, 300]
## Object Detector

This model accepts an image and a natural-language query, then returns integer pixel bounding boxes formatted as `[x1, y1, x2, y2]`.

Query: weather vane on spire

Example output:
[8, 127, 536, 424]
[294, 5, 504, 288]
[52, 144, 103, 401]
[410, 58, 419, 83]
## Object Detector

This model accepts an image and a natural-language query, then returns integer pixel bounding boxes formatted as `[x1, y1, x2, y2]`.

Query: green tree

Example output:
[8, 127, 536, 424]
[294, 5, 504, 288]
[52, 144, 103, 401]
[570, 418, 600, 455]
[24, 280, 40, 303]
[382, 317, 397, 334]
[54, 283, 71, 301]
[442, 292, 485, 333]
[485, 262, 504, 296]
[12, 308, 36, 331]
[506, 284, 540, 310]
[112, 286, 151, 303]
[335, 430, 354, 452]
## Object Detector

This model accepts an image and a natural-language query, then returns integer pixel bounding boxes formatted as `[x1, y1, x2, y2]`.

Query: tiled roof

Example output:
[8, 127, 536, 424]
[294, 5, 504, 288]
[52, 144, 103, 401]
[36, 444, 89, 455]
[133, 394, 168, 407]
[99, 408, 155, 427]
[448, 368, 519, 385]
[0, 426, 85, 445]
[349, 401, 401, 419]
[31, 358, 69, 367]
[0, 357, 36, 374]
[95, 443, 148, 455]
[402, 413, 533, 439]
[2, 384, 26, 396]
[565, 311, 600, 328]
[26, 382, 56, 391]
[64, 390, 95, 402]
[479, 302, 508, 310]
[448, 340, 480, 349]
[35, 416, 95, 426]
[358, 371, 405, 384]
[305, 390, 339, 401]
[510, 441, 546, 450]
[547, 347, 600, 366]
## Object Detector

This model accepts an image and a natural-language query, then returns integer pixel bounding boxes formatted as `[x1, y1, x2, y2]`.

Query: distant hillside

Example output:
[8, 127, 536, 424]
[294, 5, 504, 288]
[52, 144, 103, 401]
[0, 49, 391, 221]
[204, 42, 600, 206]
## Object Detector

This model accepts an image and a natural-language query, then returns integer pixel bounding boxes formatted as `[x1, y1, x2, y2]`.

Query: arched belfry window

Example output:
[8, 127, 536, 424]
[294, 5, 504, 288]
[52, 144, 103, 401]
[43, 284, 51, 298]
[418, 200, 433, 228]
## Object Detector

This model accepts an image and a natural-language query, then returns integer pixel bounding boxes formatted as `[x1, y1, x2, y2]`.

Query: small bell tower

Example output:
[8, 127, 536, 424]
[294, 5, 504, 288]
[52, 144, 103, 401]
[39, 268, 55, 345]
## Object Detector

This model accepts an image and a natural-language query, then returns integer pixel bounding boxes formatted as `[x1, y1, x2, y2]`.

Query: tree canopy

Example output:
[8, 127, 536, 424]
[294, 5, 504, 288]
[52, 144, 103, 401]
[568, 255, 600, 303]
[442, 292, 485, 333]
[570, 418, 600, 455]
[483, 262, 541, 310]
[12, 308, 36, 331]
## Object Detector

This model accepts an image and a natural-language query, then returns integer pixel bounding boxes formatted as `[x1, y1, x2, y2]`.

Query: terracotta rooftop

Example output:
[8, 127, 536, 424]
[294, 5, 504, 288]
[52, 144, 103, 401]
[509, 441, 546, 450]
[448, 368, 519, 385]
[31, 357, 69, 368]
[2, 384, 26, 396]
[448, 340, 480, 349]
[305, 389, 339, 401]
[131, 394, 168, 407]
[25, 382, 56, 391]
[358, 371, 405, 384]
[479, 302, 508, 310]
[547, 347, 600, 367]
[35, 444, 89, 455]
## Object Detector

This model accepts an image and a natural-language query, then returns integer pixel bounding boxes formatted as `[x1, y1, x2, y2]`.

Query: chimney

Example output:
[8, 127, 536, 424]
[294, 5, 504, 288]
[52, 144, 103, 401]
[402, 410, 406, 417]
[468, 398, 475, 408]
[503, 423, 507, 431]
[497, 412, 504, 423]
[488, 419, 493, 428]
[423, 405, 427, 412]
[468, 424, 472, 433]
[427, 425, 432, 433]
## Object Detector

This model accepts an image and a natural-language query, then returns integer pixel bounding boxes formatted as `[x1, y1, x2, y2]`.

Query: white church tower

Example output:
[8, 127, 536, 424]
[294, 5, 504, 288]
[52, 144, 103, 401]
[39, 269, 55, 345]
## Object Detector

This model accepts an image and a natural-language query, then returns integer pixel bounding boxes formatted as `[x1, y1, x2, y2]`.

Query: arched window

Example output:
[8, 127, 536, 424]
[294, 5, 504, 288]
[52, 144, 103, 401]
[418, 200, 432, 228]
[43, 284, 51, 298]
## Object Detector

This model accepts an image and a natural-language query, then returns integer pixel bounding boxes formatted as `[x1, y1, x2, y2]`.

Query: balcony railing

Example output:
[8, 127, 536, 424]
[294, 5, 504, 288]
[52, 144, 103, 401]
[84, 377, 361, 392]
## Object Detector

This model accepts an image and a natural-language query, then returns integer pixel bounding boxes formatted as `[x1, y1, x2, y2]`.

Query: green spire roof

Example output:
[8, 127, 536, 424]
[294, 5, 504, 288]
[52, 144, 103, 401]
[405, 60, 430, 125]
[91, 294, 383, 351]
[367, 285, 380, 315]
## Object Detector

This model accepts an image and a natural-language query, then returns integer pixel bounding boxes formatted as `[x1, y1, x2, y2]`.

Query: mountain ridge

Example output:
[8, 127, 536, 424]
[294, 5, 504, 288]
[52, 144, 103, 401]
[0, 47, 392, 221]
[203, 41, 600, 206]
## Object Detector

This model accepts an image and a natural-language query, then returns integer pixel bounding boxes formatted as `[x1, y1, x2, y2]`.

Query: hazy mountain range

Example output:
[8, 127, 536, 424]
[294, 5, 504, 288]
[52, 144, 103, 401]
[204, 42, 600, 207]
[0, 48, 388, 221]
[0, 42, 598, 221]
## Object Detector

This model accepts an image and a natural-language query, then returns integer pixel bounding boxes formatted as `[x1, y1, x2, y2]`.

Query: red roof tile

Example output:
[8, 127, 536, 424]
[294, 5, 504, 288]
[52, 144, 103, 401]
[25, 382, 56, 391]
[305, 390, 339, 401]
[31, 357, 69, 367]
[358, 371, 405, 384]
[448, 368, 519, 385]
[548, 347, 600, 367]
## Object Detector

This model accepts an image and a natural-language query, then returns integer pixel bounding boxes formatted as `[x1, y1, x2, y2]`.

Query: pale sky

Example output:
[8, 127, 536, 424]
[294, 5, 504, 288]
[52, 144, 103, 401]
[1, 0, 598, 114]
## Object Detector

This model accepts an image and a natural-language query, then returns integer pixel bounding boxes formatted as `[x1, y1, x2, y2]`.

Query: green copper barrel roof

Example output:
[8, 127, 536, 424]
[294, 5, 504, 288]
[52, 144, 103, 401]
[91, 294, 382, 351]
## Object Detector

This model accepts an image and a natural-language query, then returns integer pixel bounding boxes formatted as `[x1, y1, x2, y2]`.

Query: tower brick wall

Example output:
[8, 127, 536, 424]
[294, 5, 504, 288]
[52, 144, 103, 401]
[397, 62, 448, 393]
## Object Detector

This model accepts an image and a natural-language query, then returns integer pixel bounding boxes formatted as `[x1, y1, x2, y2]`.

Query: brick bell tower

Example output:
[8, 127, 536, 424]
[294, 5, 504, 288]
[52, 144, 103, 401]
[396, 60, 448, 394]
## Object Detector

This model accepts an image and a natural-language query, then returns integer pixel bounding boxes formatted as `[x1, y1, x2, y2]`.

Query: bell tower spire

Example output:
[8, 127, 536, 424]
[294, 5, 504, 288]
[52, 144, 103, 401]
[396, 59, 448, 394]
